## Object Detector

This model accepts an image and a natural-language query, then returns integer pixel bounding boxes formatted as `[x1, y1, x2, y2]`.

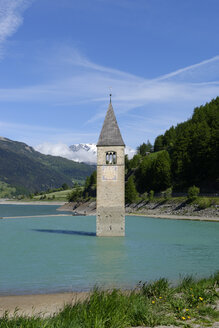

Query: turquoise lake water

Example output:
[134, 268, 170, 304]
[0, 205, 219, 295]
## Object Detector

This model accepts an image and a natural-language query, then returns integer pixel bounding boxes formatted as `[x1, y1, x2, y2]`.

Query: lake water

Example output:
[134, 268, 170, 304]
[0, 204, 67, 217]
[0, 204, 219, 295]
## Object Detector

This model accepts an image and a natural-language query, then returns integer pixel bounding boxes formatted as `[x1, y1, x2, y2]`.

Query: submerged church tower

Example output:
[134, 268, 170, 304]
[96, 97, 125, 236]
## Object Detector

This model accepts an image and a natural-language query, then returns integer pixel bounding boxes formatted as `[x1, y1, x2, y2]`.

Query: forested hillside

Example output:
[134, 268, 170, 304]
[127, 97, 219, 194]
[154, 97, 219, 191]
[0, 137, 95, 194]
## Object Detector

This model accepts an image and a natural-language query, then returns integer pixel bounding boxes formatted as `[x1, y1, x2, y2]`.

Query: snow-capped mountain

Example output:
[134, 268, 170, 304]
[70, 143, 97, 155]
[35, 143, 136, 164]
[69, 143, 97, 164]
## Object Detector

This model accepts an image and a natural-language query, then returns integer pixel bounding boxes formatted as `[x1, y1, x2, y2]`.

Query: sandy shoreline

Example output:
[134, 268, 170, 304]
[0, 291, 90, 317]
[127, 213, 219, 222]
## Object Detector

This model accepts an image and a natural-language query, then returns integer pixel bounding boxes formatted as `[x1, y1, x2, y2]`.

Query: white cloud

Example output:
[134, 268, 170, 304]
[0, 0, 33, 58]
[125, 146, 136, 159]
[0, 49, 218, 110]
[66, 48, 143, 81]
[155, 56, 219, 83]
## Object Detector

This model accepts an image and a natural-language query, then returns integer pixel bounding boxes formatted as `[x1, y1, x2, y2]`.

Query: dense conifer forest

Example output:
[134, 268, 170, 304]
[154, 97, 219, 191]
[127, 97, 219, 195]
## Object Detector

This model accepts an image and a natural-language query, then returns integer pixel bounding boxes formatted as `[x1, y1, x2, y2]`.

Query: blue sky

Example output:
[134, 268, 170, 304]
[0, 0, 219, 152]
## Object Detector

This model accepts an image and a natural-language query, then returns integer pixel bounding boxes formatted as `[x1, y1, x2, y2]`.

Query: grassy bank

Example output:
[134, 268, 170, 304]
[32, 189, 72, 202]
[16, 188, 82, 202]
[1, 273, 219, 327]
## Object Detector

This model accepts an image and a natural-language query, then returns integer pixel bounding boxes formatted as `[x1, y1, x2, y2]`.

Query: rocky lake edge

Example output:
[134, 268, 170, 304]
[58, 198, 219, 222]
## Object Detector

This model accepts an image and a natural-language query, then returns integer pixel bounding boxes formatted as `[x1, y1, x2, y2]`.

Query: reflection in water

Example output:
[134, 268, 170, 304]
[93, 237, 130, 288]
[32, 229, 96, 237]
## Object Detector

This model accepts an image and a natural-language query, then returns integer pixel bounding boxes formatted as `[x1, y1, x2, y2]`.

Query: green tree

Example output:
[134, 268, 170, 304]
[129, 154, 142, 169]
[162, 187, 172, 199]
[151, 151, 171, 192]
[83, 171, 97, 198]
[62, 183, 69, 190]
[149, 190, 154, 201]
[125, 154, 130, 171]
[125, 176, 138, 204]
[135, 155, 153, 193]
[187, 185, 200, 202]
[137, 140, 152, 155]
[154, 135, 164, 152]
[67, 185, 83, 202]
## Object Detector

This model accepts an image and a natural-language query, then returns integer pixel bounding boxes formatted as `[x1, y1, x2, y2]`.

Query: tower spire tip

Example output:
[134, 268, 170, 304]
[109, 87, 112, 104]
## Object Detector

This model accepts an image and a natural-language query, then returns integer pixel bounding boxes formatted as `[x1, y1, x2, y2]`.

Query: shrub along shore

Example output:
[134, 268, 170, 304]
[0, 273, 219, 327]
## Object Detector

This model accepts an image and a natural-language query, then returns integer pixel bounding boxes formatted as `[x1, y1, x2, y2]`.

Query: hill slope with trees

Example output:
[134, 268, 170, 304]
[125, 97, 219, 196]
[0, 137, 95, 194]
[153, 96, 219, 191]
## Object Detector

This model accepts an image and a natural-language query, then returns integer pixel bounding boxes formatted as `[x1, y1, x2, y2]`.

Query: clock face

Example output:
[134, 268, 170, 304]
[102, 166, 118, 181]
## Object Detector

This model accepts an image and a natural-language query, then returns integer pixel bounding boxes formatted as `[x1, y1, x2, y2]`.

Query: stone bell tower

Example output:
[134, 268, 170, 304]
[96, 97, 125, 237]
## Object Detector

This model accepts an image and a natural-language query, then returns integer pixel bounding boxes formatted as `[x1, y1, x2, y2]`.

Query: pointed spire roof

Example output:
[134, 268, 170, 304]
[97, 102, 125, 147]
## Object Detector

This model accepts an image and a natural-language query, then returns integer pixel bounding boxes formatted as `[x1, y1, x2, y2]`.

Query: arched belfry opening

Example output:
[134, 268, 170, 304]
[106, 151, 117, 164]
[96, 97, 125, 237]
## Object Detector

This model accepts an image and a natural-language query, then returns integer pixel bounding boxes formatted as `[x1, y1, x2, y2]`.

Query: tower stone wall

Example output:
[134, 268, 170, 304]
[96, 102, 125, 237]
[96, 146, 125, 236]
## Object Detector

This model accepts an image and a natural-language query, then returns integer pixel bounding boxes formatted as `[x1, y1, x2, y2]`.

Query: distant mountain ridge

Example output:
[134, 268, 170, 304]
[0, 137, 95, 194]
